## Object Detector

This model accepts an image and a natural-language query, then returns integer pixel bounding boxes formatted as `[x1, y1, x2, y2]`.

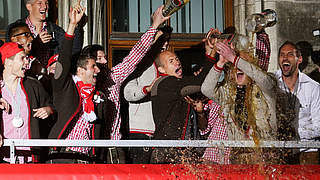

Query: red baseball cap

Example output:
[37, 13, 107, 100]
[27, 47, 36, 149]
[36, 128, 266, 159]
[0, 42, 24, 64]
[47, 54, 59, 68]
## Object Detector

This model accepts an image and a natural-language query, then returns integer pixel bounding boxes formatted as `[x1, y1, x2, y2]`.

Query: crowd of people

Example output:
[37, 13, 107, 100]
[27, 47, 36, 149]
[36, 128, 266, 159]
[0, 0, 319, 165]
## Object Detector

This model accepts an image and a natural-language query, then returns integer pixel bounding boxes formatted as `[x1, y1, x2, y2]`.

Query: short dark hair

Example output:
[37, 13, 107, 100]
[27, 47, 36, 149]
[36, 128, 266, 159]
[278, 41, 301, 58]
[81, 44, 104, 59]
[76, 54, 96, 70]
[6, 21, 29, 42]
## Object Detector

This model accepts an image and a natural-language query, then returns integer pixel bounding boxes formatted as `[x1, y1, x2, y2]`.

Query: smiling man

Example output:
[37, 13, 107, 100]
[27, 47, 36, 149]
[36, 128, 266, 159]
[275, 41, 320, 165]
[46, 5, 96, 163]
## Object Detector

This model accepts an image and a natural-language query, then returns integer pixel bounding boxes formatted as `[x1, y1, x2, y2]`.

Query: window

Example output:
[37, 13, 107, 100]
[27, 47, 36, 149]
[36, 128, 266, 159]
[0, 0, 28, 39]
[112, 0, 225, 33]
[107, 0, 233, 67]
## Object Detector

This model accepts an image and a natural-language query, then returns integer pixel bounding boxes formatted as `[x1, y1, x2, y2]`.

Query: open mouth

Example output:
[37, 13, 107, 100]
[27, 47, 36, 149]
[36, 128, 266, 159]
[236, 71, 244, 79]
[282, 62, 291, 72]
[40, 10, 47, 18]
[175, 66, 182, 76]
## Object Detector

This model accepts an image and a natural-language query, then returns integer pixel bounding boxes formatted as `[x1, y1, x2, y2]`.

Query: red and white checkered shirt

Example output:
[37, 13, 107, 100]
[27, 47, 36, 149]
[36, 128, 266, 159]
[256, 31, 271, 72]
[65, 76, 95, 154]
[109, 27, 157, 140]
[66, 111, 92, 154]
[200, 100, 230, 164]
[25, 17, 47, 38]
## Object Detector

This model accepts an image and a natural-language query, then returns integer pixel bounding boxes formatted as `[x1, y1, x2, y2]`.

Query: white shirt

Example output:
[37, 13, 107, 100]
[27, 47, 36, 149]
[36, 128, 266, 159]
[275, 70, 320, 141]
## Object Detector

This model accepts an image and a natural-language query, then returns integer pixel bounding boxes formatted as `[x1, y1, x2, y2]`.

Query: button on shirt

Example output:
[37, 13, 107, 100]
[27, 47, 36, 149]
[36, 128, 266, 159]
[275, 70, 320, 140]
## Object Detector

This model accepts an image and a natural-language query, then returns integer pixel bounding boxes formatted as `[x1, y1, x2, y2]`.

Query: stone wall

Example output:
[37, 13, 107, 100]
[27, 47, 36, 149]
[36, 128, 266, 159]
[234, 0, 320, 72]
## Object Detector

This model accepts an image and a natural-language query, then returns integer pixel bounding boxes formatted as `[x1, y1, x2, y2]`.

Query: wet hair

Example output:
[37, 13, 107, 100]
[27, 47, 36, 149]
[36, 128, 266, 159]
[81, 44, 104, 59]
[6, 21, 30, 42]
[278, 41, 301, 58]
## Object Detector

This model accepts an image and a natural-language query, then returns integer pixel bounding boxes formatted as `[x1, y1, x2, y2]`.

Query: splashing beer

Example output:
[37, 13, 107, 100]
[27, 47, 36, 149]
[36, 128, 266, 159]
[162, 0, 190, 17]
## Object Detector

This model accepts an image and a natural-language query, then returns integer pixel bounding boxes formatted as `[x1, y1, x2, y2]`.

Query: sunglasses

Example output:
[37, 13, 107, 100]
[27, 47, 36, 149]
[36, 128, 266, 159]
[12, 32, 32, 38]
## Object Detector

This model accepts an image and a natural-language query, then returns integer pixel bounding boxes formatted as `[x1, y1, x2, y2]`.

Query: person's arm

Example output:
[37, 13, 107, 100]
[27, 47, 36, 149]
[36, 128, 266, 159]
[201, 52, 227, 101]
[111, 5, 169, 84]
[53, 5, 85, 88]
[215, 42, 276, 94]
[33, 80, 54, 119]
[72, 26, 84, 55]
[236, 57, 276, 94]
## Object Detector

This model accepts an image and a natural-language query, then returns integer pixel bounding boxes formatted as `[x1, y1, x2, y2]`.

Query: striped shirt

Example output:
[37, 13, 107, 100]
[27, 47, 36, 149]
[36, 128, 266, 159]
[109, 27, 157, 140]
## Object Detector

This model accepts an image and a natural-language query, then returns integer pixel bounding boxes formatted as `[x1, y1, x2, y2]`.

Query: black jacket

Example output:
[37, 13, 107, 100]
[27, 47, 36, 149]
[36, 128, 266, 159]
[151, 56, 215, 140]
[50, 34, 108, 142]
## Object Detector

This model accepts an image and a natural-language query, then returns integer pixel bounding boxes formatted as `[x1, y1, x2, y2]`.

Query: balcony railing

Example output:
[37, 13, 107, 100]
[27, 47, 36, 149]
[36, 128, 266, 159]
[3, 139, 320, 164]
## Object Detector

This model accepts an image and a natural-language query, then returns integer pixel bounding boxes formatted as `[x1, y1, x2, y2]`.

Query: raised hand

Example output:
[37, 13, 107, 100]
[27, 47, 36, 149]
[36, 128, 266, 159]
[151, 5, 170, 29]
[69, 3, 85, 25]
[216, 41, 236, 63]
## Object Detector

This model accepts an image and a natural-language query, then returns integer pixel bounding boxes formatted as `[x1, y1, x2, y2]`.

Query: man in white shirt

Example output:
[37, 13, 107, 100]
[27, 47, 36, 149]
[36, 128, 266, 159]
[275, 41, 320, 164]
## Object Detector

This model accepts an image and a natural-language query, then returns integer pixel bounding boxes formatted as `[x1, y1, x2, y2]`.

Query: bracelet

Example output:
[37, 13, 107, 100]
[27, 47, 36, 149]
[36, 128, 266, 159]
[233, 56, 240, 68]
[206, 54, 216, 62]
[232, 56, 238, 65]
[214, 63, 224, 72]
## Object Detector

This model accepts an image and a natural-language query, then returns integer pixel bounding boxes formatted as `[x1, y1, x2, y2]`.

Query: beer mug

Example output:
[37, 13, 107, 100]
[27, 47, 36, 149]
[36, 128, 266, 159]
[245, 9, 277, 33]
[210, 33, 251, 52]
[162, 0, 190, 17]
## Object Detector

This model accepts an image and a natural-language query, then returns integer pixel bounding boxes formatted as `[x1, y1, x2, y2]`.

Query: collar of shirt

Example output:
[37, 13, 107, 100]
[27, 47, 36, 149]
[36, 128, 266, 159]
[25, 17, 47, 38]
[276, 70, 317, 92]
